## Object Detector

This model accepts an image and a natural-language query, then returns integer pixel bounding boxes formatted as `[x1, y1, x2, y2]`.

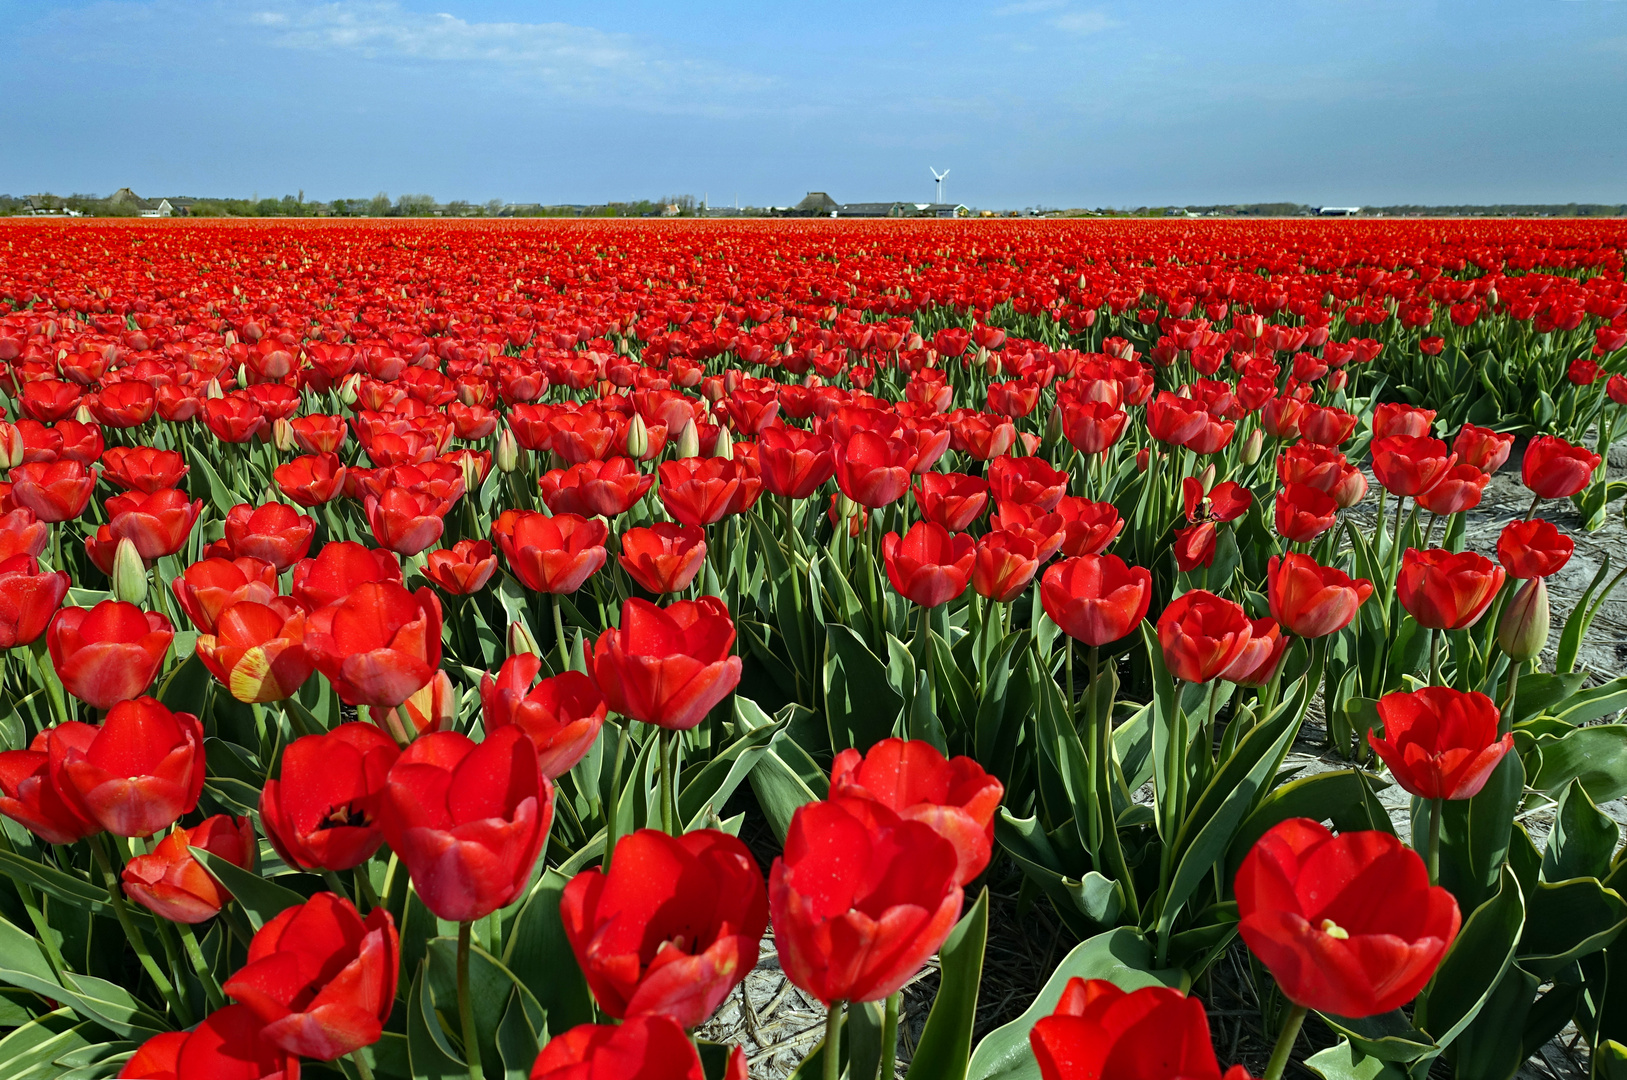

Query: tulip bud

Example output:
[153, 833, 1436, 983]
[0, 423, 22, 469]
[1045, 404, 1063, 444]
[458, 452, 483, 494]
[206, 377, 224, 400]
[672, 417, 698, 459]
[111, 537, 148, 606]
[495, 427, 520, 473]
[1486, 286, 1498, 308]
[272, 417, 297, 453]
[1240, 427, 1265, 465]
[1197, 464, 1216, 493]
[338, 373, 361, 406]
[508, 620, 541, 658]
[1497, 576, 1550, 661]
[713, 423, 734, 459]
[625, 412, 649, 459]
[223, 329, 237, 346]
[75, 403, 96, 425]
[788, 317, 799, 333]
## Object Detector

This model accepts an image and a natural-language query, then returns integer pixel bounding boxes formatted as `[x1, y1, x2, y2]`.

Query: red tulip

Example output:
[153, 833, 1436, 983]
[224, 892, 399, 1060]
[92, 381, 157, 427]
[290, 541, 402, 613]
[1030, 978, 1252, 1080]
[835, 431, 916, 508]
[122, 814, 254, 923]
[1452, 424, 1514, 473]
[618, 522, 707, 594]
[260, 723, 399, 872]
[1397, 548, 1505, 630]
[830, 737, 1004, 886]
[379, 725, 552, 921]
[48, 601, 174, 709]
[1145, 392, 1207, 446]
[196, 601, 313, 704]
[48, 696, 204, 837]
[1370, 435, 1455, 499]
[1173, 522, 1217, 571]
[973, 531, 1042, 603]
[1415, 464, 1489, 515]
[949, 410, 1017, 461]
[19, 380, 82, 424]
[101, 487, 203, 562]
[0, 554, 68, 648]
[539, 457, 654, 518]
[769, 799, 963, 1004]
[1496, 518, 1573, 579]
[1236, 818, 1459, 1017]
[0, 507, 48, 562]
[204, 395, 268, 443]
[1267, 554, 1373, 638]
[882, 521, 975, 607]
[1157, 589, 1253, 683]
[274, 452, 348, 507]
[1274, 482, 1338, 544]
[913, 472, 989, 532]
[562, 828, 767, 1027]
[290, 414, 348, 454]
[304, 582, 443, 708]
[758, 425, 837, 500]
[528, 1016, 720, 1080]
[222, 503, 316, 571]
[0, 731, 100, 844]
[987, 454, 1068, 512]
[423, 538, 498, 595]
[173, 556, 281, 633]
[1041, 555, 1152, 646]
[121, 1004, 299, 1080]
[1055, 497, 1123, 557]
[364, 487, 450, 556]
[1372, 403, 1436, 439]
[657, 456, 752, 527]
[103, 446, 189, 493]
[1299, 404, 1358, 446]
[590, 597, 743, 731]
[1370, 687, 1514, 800]
[9, 460, 96, 522]
[1523, 435, 1601, 500]
[1260, 395, 1306, 440]
[491, 508, 607, 593]
[1061, 400, 1128, 454]
[481, 656, 607, 779]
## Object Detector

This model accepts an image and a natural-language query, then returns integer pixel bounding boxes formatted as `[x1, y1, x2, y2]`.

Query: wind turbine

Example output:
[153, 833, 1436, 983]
[930, 167, 949, 204]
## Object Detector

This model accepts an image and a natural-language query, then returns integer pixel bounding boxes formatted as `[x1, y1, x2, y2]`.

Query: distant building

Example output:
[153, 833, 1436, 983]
[908, 202, 970, 218]
[796, 192, 839, 215]
[1316, 206, 1363, 216]
[835, 201, 906, 218]
[139, 199, 173, 218]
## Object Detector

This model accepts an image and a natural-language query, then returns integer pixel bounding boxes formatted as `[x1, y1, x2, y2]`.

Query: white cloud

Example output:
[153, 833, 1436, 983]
[1052, 9, 1119, 34]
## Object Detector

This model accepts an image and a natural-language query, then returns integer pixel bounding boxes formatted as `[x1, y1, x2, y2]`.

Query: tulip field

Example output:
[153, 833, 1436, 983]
[1, 215, 1627, 1080]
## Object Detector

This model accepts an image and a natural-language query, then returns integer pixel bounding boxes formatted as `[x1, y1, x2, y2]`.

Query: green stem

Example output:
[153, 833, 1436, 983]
[603, 721, 629, 870]
[1429, 628, 1442, 687]
[1063, 635, 1075, 729]
[880, 991, 901, 1080]
[177, 922, 226, 1011]
[89, 836, 191, 1025]
[1263, 1003, 1309, 1080]
[1427, 798, 1443, 886]
[1500, 661, 1520, 737]
[321, 869, 353, 903]
[350, 1050, 377, 1080]
[824, 999, 846, 1080]
[1204, 682, 1221, 764]
[1526, 491, 1542, 521]
[659, 728, 677, 835]
[457, 921, 482, 1080]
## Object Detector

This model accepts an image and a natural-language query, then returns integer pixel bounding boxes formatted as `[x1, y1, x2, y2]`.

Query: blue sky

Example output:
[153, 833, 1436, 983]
[3, 0, 1624, 208]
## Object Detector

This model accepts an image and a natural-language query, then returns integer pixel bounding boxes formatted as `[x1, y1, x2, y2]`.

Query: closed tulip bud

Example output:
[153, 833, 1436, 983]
[74, 403, 95, 425]
[1240, 427, 1264, 464]
[675, 418, 700, 459]
[272, 416, 297, 452]
[508, 619, 541, 658]
[338, 373, 361, 405]
[625, 412, 649, 459]
[712, 423, 734, 459]
[206, 376, 224, 400]
[1486, 286, 1498, 308]
[1196, 463, 1216, 493]
[1498, 576, 1549, 661]
[112, 537, 148, 605]
[0, 423, 22, 469]
[495, 427, 520, 473]
[1045, 404, 1063, 444]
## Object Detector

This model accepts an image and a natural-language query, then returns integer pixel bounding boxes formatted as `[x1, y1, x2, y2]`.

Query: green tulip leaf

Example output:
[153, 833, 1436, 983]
[906, 887, 990, 1080]
[1415, 865, 1524, 1049]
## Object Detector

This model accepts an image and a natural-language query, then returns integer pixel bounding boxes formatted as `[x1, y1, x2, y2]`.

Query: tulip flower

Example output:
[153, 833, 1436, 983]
[658, 456, 752, 527]
[834, 431, 916, 508]
[1060, 400, 1128, 454]
[1452, 424, 1514, 473]
[172, 556, 281, 633]
[222, 503, 316, 570]
[1146, 392, 1207, 446]
[1496, 518, 1573, 579]
[1041, 555, 1152, 646]
[1497, 576, 1550, 662]
[882, 521, 975, 608]
[1218, 617, 1289, 687]
[1397, 548, 1505, 631]
[769, 799, 963, 1004]
[1157, 589, 1253, 684]
[121, 1004, 299, 1080]
[224, 892, 399, 1060]
[9, 460, 96, 522]
[0, 507, 48, 562]
[273, 452, 347, 507]
[122, 814, 254, 923]
[1236, 818, 1459, 1018]
[987, 454, 1068, 512]
[539, 457, 655, 518]
[1370, 435, 1455, 498]
[590, 597, 742, 731]
[423, 538, 499, 595]
[203, 395, 268, 443]
[364, 487, 450, 556]
[829, 737, 1004, 886]
[47, 601, 174, 709]
[1370, 687, 1513, 801]
[48, 696, 204, 837]
[1055, 497, 1123, 557]
[493, 510, 609, 595]
[1300, 404, 1357, 446]
[290, 540, 403, 612]
[99, 488, 203, 563]
[758, 425, 837, 500]
[0, 554, 69, 649]
[1522, 435, 1601, 501]
[562, 828, 767, 1027]
[529, 1016, 734, 1080]
[304, 582, 443, 708]
[195, 600, 314, 704]
[618, 522, 707, 594]
[102, 446, 189, 493]
[1273, 483, 1338, 544]
[1415, 463, 1489, 516]
[260, 723, 398, 872]
[913, 472, 989, 532]
[1267, 554, 1372, 638]
[0, 731, 100, 844]
[989, 502, 1066, 561]
[1030, 978, 1253, 1080]
[1173, 522, 1217, 571]
[1371, 403, 1436, 439]
[379, 725, 552, 922]
[481, 656, 607, 779]
[972, 531, 1042, 603]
